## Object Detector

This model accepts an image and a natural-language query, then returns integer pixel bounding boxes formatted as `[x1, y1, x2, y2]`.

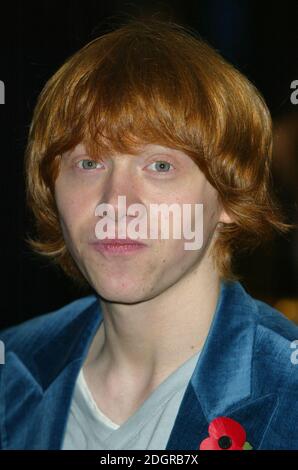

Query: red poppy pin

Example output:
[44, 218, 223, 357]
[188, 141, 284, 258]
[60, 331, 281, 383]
[199, 416, 253, 450]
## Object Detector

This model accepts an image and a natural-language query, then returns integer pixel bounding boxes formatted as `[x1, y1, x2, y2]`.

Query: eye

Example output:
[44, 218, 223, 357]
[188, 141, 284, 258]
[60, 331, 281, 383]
[77, 159, 103, 170]
[146, 160, 174, 173]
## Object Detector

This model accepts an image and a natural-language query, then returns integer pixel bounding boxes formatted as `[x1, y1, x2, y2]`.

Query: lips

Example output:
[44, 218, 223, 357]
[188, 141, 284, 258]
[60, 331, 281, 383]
[92, 238, 147, 246]
[89, 237, 148, 255]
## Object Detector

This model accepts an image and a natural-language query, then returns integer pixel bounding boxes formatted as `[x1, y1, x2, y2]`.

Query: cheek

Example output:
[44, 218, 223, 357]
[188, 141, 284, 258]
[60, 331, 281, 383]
[157, 237, 201, 270]
[150, 238, 203, 290]
[195, 185, 221, 233]
[164, 193, 218, 243]
[54, 182, 89, 240]
[202, 198, 221, 231]
[172, 195, 219, 253]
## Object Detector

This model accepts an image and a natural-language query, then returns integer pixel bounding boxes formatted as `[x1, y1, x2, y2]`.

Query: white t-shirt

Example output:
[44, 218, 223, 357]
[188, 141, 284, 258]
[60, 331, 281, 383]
[62, 349, 201, 450]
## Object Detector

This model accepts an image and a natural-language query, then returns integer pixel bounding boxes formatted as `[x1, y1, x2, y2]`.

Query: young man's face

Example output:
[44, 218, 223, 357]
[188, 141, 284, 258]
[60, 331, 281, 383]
[54, 142, 229, 303]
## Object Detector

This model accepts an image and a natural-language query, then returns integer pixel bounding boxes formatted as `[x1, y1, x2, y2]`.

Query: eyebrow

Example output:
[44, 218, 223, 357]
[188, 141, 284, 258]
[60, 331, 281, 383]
[66, 144, 185, 161]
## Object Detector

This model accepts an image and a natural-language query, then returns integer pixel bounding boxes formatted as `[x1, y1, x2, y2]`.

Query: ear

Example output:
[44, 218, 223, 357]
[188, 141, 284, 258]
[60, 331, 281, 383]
[218, 207, 233, 224]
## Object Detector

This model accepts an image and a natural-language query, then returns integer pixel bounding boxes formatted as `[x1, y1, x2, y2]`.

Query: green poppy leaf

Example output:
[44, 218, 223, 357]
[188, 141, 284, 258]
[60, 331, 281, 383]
[243, 441, 253, 450]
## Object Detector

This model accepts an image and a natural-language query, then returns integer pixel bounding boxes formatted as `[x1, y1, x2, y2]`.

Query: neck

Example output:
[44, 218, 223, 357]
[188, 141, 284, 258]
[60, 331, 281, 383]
[84, 252, 221, 390]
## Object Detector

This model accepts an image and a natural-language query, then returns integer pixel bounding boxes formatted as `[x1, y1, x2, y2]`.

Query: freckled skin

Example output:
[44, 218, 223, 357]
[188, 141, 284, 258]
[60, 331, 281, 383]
[55, 143, 231, 304]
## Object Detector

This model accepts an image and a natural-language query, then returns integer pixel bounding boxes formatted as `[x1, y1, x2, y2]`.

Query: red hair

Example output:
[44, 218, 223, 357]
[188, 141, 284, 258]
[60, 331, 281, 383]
[25, 18, 289, 286]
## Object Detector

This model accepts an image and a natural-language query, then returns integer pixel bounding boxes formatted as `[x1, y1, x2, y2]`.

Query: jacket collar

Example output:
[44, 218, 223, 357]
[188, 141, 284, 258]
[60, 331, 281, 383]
[1, 281, 278, 449]
[165, 280, 278, 450]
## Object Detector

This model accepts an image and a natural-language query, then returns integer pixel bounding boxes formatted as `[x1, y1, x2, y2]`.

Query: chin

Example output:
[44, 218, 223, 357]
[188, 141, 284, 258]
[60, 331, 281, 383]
[91, 278, 149, 304]
[96, 290, 149, 305]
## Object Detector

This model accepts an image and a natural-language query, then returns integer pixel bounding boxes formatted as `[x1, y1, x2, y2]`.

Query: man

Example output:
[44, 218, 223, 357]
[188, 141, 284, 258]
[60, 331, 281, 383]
[0, 18, 297, 450]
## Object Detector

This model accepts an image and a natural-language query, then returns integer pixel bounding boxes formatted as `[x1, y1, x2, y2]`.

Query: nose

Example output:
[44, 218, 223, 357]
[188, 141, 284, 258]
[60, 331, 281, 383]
[97, 157, 142, 221]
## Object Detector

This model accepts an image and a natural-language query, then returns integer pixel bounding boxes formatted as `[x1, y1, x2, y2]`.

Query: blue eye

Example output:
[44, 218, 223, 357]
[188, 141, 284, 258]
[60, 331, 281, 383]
[147, 161, 174, 172]
[77, 159, 103, 170]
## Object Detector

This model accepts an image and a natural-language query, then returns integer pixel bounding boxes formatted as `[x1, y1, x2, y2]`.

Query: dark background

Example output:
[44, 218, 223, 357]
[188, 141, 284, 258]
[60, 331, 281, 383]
[0, 0, 298, 329]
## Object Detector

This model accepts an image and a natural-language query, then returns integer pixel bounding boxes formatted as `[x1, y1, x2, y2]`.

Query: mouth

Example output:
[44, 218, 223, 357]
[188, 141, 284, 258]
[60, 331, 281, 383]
[89, 238, 148, 256]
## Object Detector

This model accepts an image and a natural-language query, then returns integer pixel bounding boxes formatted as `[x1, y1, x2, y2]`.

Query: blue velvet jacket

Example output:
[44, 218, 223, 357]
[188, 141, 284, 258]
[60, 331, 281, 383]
[0, 280, 297, 450]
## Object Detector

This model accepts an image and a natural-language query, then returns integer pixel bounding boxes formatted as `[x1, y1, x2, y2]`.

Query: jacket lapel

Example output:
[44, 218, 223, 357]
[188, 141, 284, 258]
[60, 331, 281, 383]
[165, 383, 278, 450]
[165, 281, 279, 450]
[0, 298, 103, 449]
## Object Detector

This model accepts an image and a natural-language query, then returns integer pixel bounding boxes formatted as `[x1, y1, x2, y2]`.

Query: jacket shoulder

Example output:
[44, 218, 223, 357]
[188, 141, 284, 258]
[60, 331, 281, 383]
[255, 297, 298, 339]
[252, 298, 298, 448]
[231, 282, 298, 392]
[254, 297, 298, 369]
[252, 296, 298, 394]
[0, 295, 98, 355]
